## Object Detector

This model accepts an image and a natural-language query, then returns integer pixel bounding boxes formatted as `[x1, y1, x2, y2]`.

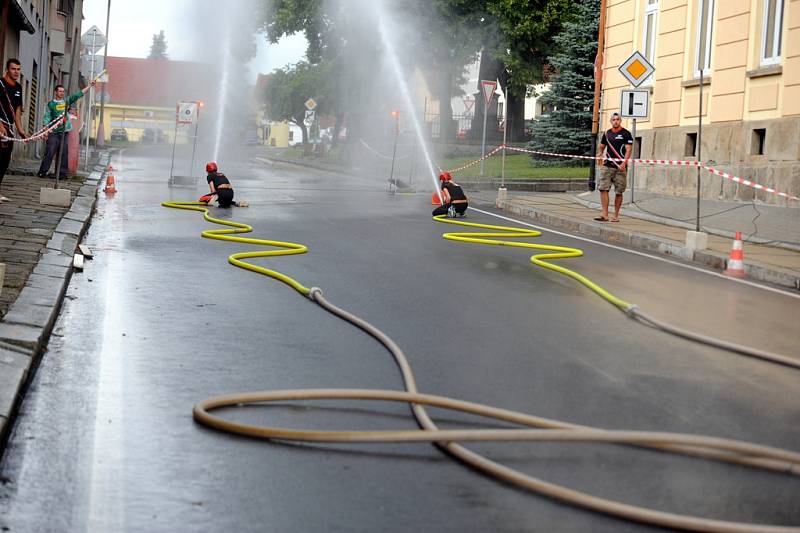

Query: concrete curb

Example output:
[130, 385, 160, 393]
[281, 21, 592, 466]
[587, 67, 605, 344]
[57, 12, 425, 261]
[496, 199, 800, 292]
[0, 156, 109, 443]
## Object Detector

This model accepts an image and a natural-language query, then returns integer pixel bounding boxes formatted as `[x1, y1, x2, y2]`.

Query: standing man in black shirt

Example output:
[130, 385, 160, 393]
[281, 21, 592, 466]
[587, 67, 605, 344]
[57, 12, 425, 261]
[595, 113, 632, 222]
[0, 58, 28, 202]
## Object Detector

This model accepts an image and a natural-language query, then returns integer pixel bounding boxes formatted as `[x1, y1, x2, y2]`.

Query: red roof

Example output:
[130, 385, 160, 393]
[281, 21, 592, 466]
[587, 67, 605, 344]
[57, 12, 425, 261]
[96, 57, 217, 108]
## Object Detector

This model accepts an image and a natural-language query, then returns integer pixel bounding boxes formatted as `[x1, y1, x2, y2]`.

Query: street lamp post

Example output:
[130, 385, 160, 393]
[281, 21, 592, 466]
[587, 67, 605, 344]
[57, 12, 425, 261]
[96, 0, 111, 147]
[498, 85, 508, 188]
[389, 110, 400, 193]
[83, 27, 98, 170]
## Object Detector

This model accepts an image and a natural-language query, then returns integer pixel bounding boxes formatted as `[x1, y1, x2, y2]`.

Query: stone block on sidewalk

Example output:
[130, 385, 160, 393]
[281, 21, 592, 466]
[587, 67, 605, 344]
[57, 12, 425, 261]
[40, 187, 72, 207]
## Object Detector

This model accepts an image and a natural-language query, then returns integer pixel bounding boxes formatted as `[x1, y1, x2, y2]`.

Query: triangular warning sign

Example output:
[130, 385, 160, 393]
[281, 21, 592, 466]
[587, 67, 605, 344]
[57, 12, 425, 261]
[481, 80, 497, 106]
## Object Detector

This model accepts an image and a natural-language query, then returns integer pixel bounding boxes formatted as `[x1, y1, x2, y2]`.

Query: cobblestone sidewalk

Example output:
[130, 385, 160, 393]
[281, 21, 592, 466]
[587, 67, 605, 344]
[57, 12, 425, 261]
[0, 173, 87, 317]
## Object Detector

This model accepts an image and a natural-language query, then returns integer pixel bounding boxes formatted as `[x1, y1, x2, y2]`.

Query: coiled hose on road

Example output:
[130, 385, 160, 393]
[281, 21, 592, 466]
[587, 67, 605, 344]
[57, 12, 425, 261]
[162, 200, 800, 532]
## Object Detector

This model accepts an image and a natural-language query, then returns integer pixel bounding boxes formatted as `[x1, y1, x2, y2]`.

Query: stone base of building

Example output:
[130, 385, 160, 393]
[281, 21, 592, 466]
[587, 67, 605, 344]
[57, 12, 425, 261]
[630, 118, 800, 207]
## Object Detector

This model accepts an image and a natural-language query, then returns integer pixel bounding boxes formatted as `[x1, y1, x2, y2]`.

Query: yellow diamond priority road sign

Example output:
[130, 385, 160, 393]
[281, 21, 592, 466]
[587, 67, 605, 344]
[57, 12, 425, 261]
[619, 51, 655, 88]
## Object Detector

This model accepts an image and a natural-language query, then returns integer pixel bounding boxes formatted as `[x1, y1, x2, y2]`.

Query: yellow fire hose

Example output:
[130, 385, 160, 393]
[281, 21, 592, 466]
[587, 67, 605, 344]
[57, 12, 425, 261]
[162, 201, 800, 532]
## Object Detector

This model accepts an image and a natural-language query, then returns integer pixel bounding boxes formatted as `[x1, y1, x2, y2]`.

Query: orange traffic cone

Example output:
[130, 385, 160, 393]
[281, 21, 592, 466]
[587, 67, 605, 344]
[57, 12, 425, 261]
[104, 173, 117, 194]
[723, 231, 746, 278]
[431, 191, 442, 206]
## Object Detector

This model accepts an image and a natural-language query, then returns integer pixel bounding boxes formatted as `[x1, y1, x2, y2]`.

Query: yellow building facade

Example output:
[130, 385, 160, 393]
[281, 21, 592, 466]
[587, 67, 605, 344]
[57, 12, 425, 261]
[602, 0, 799, 204]
[93, 104, 176, 143]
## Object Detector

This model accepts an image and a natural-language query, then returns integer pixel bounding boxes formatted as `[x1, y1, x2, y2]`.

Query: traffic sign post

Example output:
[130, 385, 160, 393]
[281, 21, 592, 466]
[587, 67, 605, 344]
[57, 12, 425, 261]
[618, 51, 655, 88]
[618, 52, 655, 204]
[480, 80, 497, 177]
[170, 101, 203, 184]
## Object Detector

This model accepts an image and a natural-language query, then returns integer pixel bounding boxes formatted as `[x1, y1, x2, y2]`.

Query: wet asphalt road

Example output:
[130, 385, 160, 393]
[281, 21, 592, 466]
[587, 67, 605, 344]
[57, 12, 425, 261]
[1, 146, 799, 532]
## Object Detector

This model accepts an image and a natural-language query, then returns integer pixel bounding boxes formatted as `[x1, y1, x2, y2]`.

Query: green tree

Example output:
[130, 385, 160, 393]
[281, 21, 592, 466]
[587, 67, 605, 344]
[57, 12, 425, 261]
[528, 0, 599, 160]
[148, 30, 168, 59]
[263, 61, 330, 150]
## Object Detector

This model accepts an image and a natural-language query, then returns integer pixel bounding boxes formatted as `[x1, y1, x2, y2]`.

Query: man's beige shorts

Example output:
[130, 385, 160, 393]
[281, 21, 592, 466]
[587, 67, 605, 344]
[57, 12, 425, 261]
[598, 166, 627, 193]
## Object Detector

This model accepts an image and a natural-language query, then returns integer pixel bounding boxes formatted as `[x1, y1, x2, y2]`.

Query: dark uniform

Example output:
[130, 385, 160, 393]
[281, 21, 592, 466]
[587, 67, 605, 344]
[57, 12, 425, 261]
[207, 172, 236, 207]
[432, 180, 468, 217]
[0, 78, 22, 188]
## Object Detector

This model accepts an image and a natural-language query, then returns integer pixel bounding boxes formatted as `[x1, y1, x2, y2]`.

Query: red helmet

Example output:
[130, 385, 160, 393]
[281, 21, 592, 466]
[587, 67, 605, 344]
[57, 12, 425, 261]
[205, 161, 218, 173]
[439, 172, 452, 182]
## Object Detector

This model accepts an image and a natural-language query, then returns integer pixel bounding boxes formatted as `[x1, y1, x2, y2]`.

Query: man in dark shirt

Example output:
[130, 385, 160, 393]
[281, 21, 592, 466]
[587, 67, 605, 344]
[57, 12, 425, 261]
[0, 58, 28, 202]
[595, 113, 632, 222]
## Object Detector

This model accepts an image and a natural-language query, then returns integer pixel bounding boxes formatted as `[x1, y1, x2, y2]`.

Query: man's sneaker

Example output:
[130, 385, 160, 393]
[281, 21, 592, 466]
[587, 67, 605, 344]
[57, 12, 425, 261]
[0, 196, 9, 202]
[447, 206, 456, 218]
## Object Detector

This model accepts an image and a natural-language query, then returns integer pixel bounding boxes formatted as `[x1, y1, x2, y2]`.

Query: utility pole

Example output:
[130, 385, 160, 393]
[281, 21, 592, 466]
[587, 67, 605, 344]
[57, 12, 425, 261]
[590, 0, 608, 189]
[96, 0, 111, 147]
[84, 27, 99, 169]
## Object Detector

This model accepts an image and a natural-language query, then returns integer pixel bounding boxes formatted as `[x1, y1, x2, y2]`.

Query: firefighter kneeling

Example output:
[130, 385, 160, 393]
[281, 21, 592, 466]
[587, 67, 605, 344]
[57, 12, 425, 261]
[432, 172, 468, 218]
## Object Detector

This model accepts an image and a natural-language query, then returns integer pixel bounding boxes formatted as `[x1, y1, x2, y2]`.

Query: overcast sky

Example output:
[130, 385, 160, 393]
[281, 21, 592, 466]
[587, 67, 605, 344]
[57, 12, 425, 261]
[82, 0, 307, 81]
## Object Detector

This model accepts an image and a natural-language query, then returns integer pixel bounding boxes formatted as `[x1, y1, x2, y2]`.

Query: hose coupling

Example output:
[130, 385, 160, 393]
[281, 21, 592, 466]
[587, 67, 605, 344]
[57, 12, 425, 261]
[308, 287, 323, 301]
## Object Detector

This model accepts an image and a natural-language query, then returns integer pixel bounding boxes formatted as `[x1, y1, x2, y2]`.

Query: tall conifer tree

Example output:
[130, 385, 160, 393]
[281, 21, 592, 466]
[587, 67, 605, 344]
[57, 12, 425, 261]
[528, 0, 599, 161]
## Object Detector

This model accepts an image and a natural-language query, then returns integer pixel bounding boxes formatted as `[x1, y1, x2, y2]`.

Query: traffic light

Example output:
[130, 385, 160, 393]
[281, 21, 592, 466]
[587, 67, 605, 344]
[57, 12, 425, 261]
[391, 110, 400, 118]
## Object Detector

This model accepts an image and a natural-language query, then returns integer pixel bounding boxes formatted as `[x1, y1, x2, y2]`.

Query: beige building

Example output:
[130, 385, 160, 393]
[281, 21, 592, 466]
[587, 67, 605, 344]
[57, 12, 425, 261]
[601, 0, 799, 205]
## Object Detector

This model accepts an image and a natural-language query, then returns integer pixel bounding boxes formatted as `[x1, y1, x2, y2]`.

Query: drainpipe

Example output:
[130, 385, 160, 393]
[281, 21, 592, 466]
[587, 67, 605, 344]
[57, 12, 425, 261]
[589, 0, 608, 187]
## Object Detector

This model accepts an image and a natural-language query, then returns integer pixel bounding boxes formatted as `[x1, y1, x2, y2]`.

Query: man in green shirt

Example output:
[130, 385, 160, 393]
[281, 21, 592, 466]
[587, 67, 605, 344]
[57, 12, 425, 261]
[37, 82, 93, 177]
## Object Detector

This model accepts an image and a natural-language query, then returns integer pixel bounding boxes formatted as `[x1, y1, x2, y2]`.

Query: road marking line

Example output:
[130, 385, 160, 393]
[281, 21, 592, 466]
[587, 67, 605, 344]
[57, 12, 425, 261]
[471, 207, 800, 300]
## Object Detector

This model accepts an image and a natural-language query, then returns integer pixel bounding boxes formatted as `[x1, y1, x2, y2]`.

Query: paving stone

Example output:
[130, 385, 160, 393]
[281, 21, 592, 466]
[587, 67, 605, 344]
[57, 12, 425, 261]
[0, 322, 43, 350]
[39, 251, 72, 268]
[55, 218, 84, 236]
[45, 232, 78, 254]
[24, 273, 67, 293]
[32, 262, 70, 279]
[0, 347, 31, 420]
[2, 303, 55, 329]
[12, 285, 61, 308]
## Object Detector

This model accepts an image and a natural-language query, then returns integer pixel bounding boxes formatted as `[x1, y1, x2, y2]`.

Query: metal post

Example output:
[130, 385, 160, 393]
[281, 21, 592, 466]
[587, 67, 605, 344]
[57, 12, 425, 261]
[480, 99, 488, 177]
[501, 85, 508, 188]
[630, 118, 636, 204]
[84, 28, 97, 170]
[696, 67, 703, 232]
[389, 113, 399, 192]
[96, 0, 111, 147]
[190, 121, 199, 177]
[407, 136, 417, 187]
[169, 115, 178, 180]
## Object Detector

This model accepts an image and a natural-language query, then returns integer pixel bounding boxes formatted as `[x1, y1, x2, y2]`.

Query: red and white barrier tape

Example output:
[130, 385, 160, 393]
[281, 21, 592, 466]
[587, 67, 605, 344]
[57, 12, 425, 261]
[1, 114, 66, 143]
[439, 145, 798, 202]
[1, 70, 105, 144]
[437, 146, 504, 174]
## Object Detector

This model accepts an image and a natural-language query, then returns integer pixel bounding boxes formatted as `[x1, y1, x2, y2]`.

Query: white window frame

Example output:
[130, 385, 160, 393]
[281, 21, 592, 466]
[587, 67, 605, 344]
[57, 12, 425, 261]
[760, 0, 784, 66]
[694, 0, 716, 77]
[641, 0, 659, 85]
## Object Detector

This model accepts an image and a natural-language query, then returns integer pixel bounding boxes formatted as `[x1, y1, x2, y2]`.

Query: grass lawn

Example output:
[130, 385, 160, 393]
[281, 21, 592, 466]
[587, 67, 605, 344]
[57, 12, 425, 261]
[439, 153, 589, 180]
